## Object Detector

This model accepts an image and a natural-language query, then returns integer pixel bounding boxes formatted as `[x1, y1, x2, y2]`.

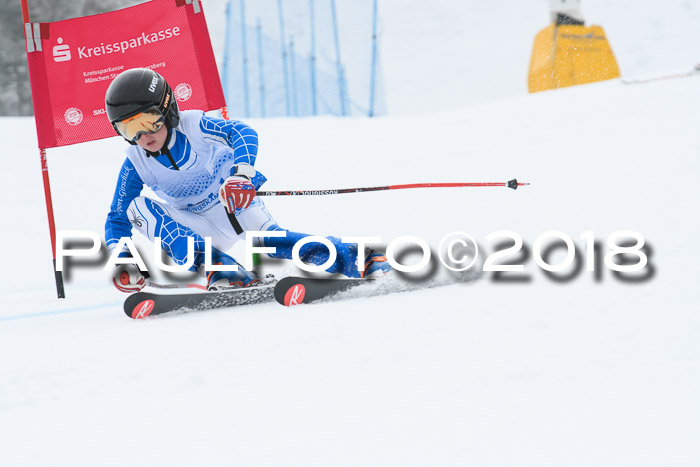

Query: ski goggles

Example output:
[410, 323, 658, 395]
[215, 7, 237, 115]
[114, 107, 165, 142]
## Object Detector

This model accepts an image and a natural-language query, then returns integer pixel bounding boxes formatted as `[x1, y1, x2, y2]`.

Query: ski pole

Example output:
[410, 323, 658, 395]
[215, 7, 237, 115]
[256, 178, 528, 196]
[146, 281, 207, 291]
[622, 65, 700, 85]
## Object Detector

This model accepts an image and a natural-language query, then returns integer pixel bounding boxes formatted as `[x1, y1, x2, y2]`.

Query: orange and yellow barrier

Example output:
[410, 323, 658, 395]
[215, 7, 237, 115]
[528, 24, 620, 93]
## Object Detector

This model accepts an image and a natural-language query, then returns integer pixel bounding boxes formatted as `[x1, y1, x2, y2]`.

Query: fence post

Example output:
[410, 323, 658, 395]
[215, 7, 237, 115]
[308, 0, 318, 115]
[289, 36, 299, 116]
[369, 0, 378, 117]
[330, 0, 346, 116]
[240, 0, 251, 117]
[256, 18, 266, 117]
[276, 0, 291, 116]
[222, 0, 233, 107]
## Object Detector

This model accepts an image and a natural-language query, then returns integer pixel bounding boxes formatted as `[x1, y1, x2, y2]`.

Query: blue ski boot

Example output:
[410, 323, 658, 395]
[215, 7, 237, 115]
[206, 249, 259, 291]
[361, 250, 392, 278]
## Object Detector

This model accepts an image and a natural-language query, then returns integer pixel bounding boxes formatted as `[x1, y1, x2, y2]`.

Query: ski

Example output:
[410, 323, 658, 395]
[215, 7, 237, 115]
[123, 284, 275, 319]
[273, 277, 369, 306]
[273, 269, 481, 306]
[126, 272, 478, 316]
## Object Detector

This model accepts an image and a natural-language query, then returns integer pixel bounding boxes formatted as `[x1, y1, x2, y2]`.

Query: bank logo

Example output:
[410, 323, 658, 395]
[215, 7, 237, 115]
[174, 83, 193, 102]
[64, 107, 83, 126]
[52, 37, 71, 62]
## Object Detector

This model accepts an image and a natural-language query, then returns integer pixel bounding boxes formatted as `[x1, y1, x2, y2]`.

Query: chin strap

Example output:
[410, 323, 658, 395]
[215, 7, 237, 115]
[144, 128, 179, 170]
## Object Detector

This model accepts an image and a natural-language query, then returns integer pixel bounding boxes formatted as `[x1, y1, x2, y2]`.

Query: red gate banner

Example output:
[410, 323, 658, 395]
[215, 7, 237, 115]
[25, 0, 224, 149]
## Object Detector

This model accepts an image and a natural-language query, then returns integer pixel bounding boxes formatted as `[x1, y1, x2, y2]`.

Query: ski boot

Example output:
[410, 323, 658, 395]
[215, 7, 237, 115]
[206, 250, 260, 291]
[360, 250, 392, 278]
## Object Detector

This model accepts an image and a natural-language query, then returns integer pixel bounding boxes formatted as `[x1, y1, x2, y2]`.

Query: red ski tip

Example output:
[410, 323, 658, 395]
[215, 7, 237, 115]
[283, 284, 306, 306]
[131, 299, 155, 319]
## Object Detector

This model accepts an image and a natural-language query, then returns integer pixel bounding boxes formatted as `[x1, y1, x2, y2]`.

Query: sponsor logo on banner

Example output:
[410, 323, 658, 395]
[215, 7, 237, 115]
[64, 108, 84, 126]
[51, 28, 182, 64]
[52, 38, 72, 62]
[174, 83, 193, 102]
[78, 28, 181, 59]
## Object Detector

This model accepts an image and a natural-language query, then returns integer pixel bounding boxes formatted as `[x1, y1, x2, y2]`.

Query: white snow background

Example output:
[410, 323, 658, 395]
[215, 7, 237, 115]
[1, 0, 700, 465]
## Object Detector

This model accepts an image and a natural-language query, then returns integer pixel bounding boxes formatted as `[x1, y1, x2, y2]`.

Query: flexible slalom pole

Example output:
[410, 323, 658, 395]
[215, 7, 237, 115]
[257, 179, 529, 196]
[22, 0, 65, 298]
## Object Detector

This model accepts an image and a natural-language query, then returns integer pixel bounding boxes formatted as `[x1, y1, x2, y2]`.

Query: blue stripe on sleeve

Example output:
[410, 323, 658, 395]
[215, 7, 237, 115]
[105, 158, 144, 250]
[200, 117, 259, 166]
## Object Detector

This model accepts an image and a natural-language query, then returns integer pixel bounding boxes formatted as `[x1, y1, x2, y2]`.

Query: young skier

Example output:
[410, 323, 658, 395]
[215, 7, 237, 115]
[104, 68, 389, 293]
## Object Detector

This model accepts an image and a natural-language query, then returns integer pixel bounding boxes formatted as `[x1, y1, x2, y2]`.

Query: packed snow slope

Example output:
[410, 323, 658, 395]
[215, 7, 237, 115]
[1, 1, 700, 466]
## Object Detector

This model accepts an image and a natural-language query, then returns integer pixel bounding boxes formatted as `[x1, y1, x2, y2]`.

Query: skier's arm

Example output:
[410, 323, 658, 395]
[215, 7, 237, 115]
[105, 158, 145, 254]
[199, 116, 258, 166]
[200, 115, 268, 190]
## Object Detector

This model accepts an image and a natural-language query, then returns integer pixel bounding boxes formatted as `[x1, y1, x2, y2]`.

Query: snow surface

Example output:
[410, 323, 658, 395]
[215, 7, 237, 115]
[2, 0, 700, 465]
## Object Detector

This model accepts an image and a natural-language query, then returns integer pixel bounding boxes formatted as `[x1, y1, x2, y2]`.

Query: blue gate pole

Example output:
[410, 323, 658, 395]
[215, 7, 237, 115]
[277, 0, 291, 116]
[256, 18, 266, 117]
[240, 0, 250, 118]
[309, 0, 318, 115]
[289, 36, 299, 117]
[368, 0, 378, 117]
[222, 0, 234, 108]
[330, 0, 346, 116]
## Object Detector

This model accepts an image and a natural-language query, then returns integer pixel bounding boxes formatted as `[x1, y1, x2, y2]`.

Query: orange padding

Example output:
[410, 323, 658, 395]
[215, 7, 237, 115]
[528, 24, 621, 93]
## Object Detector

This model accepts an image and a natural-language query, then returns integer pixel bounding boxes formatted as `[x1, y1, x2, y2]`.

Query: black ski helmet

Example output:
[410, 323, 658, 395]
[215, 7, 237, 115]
[105, 68, 180, 143]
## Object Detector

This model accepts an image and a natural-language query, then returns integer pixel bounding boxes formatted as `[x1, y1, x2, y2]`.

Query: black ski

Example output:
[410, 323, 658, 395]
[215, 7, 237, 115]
[273, 277, 368, 306]
[123, 284, 275, 319]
